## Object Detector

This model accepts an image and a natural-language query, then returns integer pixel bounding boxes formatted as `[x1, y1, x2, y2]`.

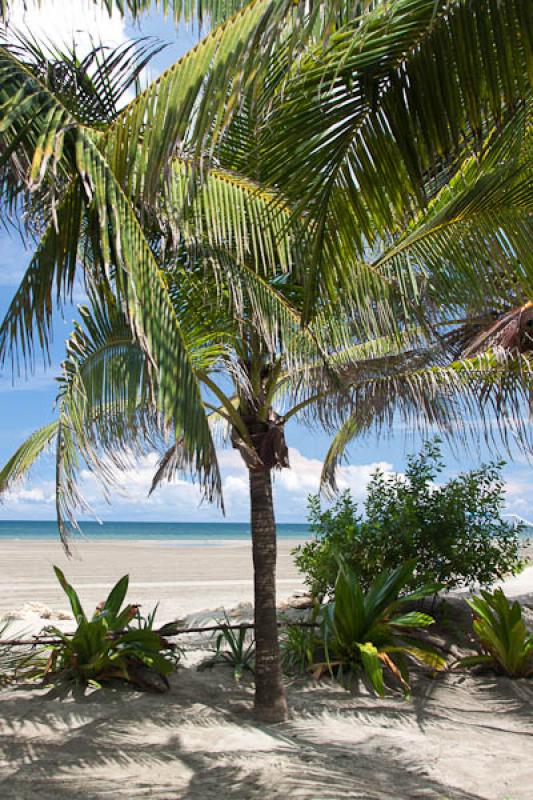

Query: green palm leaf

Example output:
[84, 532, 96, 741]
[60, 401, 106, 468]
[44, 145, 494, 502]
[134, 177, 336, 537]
[263, 0, 533, 319]
[0, 420, 58, 492]
[319, 348, 533, 493]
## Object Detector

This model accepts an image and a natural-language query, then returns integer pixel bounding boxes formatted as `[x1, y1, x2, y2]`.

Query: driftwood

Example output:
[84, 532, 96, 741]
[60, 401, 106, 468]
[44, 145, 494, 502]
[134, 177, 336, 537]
[0, 620, 319, 648]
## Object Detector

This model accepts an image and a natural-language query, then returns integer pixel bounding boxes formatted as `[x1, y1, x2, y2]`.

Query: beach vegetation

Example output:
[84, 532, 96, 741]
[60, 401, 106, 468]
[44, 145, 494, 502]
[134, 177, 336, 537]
[199, 614, 255, 681]
[281, 618, 319, 676]
[284, 560, 445, 696]
[43, 568, 179, 690]
[295, 440, 523, 598]
[0, 620, 44, 686]
[458, 589, 533, 678]
[0, 1, 532, 723]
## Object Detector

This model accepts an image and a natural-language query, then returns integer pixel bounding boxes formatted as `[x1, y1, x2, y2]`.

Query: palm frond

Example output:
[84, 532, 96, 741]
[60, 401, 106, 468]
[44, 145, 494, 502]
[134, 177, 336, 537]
[0, 41, 223, 500]
[57, 289, 225, 534]
[320, 351, 533, 494]
[4, 33, 164, 125]
[165, 159, 297, 275]
[0, 420, 58, 493]
[0, 183, 82, 372]
[262, 0, 533, 320]
[0, 0, 384, 30]
[372, 103, 533, 317]
[0, 0, 263, 30]
[103, 0, 295, 205]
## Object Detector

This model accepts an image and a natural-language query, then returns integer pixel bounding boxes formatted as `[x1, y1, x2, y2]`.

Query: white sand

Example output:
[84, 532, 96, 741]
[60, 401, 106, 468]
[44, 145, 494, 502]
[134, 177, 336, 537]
[0, 538, 306, 634]
[0, 538, 532, 799]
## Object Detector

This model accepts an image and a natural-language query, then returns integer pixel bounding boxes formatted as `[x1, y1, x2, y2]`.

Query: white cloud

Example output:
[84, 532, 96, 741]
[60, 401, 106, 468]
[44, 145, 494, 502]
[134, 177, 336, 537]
[2, 481, 55, 506]
[5, 0, 128, 53]
[0, 445, 399, 523]
[503, 476, 533, 524]
[2, 445, 533, 523]
[275, 448, 393, 501]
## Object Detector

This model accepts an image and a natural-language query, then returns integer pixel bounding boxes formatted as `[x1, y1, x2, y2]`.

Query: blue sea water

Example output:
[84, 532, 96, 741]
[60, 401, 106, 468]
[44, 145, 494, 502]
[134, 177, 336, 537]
[0, 519, 310, 543]
[0, 519, 529, 544]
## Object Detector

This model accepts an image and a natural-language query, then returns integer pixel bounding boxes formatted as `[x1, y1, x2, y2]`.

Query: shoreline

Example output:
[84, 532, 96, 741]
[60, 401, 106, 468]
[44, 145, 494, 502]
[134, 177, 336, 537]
[0, 535, 310, 548]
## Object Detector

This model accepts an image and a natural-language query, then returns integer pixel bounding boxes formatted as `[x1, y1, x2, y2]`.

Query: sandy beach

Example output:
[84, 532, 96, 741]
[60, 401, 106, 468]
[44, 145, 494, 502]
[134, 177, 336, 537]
[0, 538, 307, 630]
[1, 538, 532, 799]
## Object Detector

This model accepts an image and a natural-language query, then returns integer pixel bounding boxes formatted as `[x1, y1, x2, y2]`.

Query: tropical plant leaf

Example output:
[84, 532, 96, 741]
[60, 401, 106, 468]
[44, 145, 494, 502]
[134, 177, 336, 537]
[357, 641, 385, 697]
[53, 565, 86, 623]
[0, 420, 58, 492]
[102, 575, 129, 617]
[456, 654, 494, 669]
[388, 612, 434, 628]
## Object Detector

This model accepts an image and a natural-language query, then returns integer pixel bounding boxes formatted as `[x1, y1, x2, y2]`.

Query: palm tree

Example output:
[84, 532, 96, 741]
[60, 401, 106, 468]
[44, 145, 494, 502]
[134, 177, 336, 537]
[0, 2, 532, 720]
[1, 90, 533, 716]
[2, 272, 532, 719]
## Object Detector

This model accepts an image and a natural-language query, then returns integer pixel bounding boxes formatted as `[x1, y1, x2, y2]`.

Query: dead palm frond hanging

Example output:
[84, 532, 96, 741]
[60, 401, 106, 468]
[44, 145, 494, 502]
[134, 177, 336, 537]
[464, 303, 533, 357]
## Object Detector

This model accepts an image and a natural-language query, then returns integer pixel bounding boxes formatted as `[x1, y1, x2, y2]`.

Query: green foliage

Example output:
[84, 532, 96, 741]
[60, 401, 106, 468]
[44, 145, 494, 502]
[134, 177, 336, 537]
[283, 561, 445, 696]
[0, 621, 44, 686]
[459, 589, 533, 678]
[281, 616, 319, 676]
[44, 567, 178, 690]
[199, 614, 255, 681]
[295, 440, 524, 597]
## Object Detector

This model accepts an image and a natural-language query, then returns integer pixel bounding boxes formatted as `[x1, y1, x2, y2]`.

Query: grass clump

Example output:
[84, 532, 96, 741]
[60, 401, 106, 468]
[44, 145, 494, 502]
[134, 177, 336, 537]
[199, 613, 255, 681]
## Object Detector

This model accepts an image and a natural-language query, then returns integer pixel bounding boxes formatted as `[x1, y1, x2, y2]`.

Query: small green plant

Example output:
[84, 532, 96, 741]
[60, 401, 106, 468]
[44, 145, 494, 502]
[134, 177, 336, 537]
[458, 589, 533, 678]
[289, 560, 446, 696]
[281, 619, 318, 675]
[320, 560, 446, 695]
[0, 621, 44, 686]
[295, 440, 524, 597]
[199, 613, 255, 681]
[44, 567, 178, 690]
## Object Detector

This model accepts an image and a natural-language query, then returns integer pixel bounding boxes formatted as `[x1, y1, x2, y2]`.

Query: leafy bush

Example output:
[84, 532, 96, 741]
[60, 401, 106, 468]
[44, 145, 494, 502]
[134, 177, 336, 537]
[294, 440, 523, 596]
[199, 613, 255, 681]
[458, 589, 533, 677]
[283, 560, 445, 695]
[44, 567, 179, 690]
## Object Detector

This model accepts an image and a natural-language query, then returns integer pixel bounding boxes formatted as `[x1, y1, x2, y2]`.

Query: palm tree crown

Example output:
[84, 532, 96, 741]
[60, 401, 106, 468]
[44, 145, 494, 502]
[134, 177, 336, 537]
[0, 0, 532, 720]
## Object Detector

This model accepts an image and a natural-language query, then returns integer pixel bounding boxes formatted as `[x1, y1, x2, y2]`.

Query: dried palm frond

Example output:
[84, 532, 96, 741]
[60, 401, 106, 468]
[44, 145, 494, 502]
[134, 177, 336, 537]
[464, 303, 533, 357]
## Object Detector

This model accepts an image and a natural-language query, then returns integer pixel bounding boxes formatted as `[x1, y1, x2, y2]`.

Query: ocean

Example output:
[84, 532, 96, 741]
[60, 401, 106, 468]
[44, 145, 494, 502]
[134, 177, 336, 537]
[0, 520, 310, 543]
[0, 520, 529, 544]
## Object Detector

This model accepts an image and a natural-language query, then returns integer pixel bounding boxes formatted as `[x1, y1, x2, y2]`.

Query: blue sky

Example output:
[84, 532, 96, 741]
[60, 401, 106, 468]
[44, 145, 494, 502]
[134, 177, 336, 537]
[0, 0, 531, 525]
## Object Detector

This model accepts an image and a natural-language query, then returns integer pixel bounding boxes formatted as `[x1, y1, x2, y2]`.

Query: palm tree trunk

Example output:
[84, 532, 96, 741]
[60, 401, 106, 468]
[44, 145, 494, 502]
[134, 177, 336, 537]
[249, 467, 288, 722]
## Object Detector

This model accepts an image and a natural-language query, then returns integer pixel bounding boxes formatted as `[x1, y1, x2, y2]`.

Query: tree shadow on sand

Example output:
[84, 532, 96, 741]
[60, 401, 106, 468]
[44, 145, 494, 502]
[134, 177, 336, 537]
[0, 665, 531, 799]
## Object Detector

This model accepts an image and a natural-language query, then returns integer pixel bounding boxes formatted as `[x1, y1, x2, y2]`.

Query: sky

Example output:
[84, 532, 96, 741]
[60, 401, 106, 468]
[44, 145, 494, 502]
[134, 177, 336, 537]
[0, 0, 531, 526]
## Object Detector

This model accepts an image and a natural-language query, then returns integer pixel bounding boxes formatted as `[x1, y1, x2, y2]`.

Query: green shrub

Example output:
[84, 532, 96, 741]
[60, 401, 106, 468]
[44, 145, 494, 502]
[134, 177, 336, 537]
[294, 440, 524, 597]
[44, 567, 179, 690]
[199, 613, 255, 681]
[283, 560, 445, 695]
[458, 589, 533, 677]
